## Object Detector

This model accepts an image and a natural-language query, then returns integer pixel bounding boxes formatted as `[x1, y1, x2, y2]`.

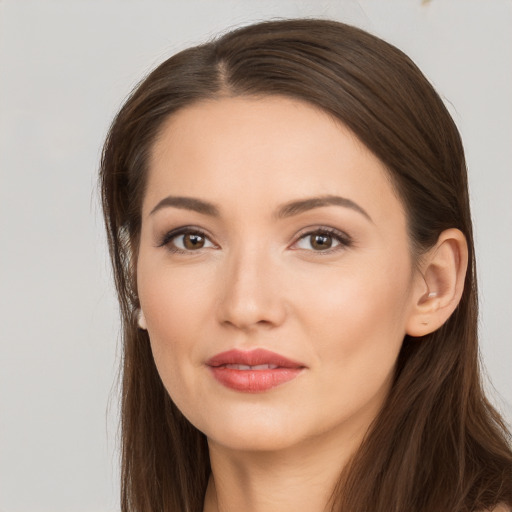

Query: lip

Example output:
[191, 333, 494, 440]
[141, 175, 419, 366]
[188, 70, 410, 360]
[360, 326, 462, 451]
[206, 348, 306, 393]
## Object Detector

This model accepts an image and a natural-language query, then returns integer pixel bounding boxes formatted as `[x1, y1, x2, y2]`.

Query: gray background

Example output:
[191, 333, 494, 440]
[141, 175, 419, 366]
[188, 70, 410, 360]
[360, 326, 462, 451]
[0, 1, 510, 510]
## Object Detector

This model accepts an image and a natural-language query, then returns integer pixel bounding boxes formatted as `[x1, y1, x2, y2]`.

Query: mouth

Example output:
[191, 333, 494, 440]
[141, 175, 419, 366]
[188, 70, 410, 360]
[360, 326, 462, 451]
[205, 348, 306, 393]
[220, 363, 280, 370]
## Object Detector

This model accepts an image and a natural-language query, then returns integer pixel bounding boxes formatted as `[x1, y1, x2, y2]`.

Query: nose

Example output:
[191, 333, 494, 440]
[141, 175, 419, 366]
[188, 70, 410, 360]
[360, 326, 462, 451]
[216, 244, 287, 332]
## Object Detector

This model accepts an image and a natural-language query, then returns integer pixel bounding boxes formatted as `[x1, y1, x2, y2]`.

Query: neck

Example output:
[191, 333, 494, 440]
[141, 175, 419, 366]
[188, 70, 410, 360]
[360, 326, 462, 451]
[203, 425, 363, 512]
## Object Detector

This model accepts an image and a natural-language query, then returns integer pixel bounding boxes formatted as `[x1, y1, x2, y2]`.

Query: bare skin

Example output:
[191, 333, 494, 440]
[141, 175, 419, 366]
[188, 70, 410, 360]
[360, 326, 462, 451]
[136, 96, 467, 512]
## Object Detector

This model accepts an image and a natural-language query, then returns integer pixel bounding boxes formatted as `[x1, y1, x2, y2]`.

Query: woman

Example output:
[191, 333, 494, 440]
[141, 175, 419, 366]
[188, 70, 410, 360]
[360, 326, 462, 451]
[100, 18, 512, 512]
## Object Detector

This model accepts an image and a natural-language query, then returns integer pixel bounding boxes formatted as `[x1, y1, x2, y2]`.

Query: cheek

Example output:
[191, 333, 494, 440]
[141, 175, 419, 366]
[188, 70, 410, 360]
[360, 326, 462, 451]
[309, 285, 405, 368]
[297, 254, 411, 338]
[138, 243, 219, 331]
[141, 270, 208, 336]
[137, 261, 215, 394]
[298, 258, 412, 397]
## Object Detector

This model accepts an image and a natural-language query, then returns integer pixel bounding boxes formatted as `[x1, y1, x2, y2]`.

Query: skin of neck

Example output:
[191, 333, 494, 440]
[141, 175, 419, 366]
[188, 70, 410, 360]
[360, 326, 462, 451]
[202, 396, 383, 512]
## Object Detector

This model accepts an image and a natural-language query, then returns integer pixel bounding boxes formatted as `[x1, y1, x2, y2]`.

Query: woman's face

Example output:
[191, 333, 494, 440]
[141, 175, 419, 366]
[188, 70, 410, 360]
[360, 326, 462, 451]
[137, 96, 422, 452]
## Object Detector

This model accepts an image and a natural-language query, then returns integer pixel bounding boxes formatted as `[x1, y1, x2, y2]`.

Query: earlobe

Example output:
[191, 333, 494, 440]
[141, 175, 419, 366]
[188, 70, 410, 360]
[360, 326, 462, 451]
[137, 308, 148, 330]
[406, 228, 468, 337]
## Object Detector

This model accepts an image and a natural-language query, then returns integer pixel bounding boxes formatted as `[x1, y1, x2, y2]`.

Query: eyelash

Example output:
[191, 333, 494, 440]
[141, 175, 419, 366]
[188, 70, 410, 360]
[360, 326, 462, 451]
[157, 226, 353, 255]
[292, 227, 353, 254]
[157, 227, 215, 254]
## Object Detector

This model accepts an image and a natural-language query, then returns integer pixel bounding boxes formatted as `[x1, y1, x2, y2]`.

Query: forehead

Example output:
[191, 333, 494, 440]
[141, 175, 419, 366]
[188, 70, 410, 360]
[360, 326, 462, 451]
[145, 95, 404, 224]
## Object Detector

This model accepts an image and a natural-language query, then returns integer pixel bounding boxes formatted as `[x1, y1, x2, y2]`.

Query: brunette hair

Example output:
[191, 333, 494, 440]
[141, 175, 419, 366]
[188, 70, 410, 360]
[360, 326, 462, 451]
[100, 18, 512, 512]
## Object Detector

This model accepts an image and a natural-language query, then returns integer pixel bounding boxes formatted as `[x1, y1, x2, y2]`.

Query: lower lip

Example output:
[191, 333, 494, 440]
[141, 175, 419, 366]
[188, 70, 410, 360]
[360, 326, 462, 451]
[208, 366, 303, 392]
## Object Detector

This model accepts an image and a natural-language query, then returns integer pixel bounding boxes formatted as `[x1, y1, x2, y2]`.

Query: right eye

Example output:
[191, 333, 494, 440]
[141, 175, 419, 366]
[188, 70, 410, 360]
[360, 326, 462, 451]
[159, 228, 216, 254]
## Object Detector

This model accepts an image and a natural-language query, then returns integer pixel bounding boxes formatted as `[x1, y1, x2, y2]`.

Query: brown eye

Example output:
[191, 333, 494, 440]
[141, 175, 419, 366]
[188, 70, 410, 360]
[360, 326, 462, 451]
[294, 228, 351, 252]
[182, 233, 205, 250]
[160, 229, 215, 253]
[310, 233, 333, 250]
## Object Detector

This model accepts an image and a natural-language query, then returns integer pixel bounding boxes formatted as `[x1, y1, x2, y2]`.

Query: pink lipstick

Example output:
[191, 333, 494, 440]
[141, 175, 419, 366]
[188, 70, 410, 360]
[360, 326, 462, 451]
[206, 348, 305, 393]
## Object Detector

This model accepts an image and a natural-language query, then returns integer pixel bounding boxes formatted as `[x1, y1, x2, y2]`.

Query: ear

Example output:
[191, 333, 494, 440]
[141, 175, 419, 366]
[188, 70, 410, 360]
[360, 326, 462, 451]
[406, 228, 468, 337]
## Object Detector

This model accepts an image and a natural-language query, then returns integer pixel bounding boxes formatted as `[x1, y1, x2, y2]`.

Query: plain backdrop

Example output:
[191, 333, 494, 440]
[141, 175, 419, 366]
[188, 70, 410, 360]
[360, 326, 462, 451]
[0, 1, 510, 511]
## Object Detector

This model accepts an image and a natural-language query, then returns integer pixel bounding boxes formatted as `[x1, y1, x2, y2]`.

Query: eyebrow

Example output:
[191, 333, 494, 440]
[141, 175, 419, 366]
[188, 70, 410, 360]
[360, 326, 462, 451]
[150, 196, 220, 217]
[149, 194, 372, 222]
[274, 195, 372, 222]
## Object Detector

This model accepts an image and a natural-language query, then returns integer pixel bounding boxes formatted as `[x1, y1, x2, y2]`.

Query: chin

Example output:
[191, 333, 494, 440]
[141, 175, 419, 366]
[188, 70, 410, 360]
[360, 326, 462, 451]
[196, 411, 306, 453]
[208, 428, 300, 453]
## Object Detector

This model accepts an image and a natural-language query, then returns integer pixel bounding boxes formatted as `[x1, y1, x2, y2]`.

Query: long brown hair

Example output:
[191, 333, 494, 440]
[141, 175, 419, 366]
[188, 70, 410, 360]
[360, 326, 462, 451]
[100, 18, 512, 512]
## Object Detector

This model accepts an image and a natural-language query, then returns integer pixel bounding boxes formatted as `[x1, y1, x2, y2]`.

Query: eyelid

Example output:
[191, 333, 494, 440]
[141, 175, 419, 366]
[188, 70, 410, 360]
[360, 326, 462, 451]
[157, 225, 353, 254]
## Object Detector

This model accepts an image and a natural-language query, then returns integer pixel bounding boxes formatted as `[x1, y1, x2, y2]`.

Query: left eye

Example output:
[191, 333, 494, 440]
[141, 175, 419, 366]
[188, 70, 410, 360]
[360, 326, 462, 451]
[294, 230, 349, 251]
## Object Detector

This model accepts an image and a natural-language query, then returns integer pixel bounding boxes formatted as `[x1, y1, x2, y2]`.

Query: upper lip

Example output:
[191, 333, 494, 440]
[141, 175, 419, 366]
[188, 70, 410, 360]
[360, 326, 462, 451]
[206, 348, 305, 369]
